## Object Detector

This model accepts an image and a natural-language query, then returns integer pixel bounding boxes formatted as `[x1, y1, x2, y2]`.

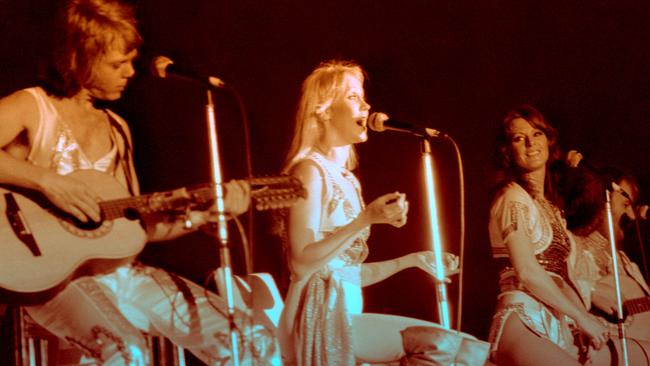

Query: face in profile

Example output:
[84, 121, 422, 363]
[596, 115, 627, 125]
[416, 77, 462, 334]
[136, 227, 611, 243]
[611, 179, 637, 240]
[85, 44, 138, 101]
[507, 118, 549, 173]
[325, 73, 371, 146]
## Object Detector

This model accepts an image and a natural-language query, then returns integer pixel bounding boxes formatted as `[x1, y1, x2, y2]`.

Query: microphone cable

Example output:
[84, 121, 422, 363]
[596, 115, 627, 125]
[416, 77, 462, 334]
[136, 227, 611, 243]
[223, 84, 255, 275]
[445, 135, 467, 331]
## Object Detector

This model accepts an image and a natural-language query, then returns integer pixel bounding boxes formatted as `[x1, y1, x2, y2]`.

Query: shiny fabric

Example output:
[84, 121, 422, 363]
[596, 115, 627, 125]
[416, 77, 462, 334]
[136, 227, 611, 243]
[19, 88, 278, 365]
[490, 183, 573, 287]
[295, 269, 354, 366]
[488, 291, 576, 358]
[487, 183, 580, 360]
[26, 265, 278, 365]
[400, 326, 490, 366]
[24, 87, 139, 195]
[280, 151, 369, 365]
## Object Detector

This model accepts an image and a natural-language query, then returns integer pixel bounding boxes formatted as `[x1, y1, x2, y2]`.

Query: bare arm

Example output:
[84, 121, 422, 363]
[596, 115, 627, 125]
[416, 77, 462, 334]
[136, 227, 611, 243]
[506, 226, 609, 348]
[361, 251, 459, 287]
[0, 90, 101, 222]
[287, 161, 408, 279]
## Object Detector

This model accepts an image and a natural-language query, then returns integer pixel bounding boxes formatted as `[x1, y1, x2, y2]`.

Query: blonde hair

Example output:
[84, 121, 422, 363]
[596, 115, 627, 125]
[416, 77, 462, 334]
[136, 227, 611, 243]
[45, 0, 142, 96]
[283, 60, 365, 172]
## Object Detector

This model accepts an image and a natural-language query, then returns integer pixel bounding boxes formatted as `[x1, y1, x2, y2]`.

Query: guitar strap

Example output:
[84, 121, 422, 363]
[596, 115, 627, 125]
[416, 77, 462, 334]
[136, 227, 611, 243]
[105, 111, 136, 197]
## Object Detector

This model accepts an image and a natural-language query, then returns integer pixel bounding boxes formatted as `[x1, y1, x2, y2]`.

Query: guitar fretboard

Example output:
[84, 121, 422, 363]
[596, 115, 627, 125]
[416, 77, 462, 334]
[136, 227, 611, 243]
[97, 175, 305, 219]
[625, 296, 650, 316]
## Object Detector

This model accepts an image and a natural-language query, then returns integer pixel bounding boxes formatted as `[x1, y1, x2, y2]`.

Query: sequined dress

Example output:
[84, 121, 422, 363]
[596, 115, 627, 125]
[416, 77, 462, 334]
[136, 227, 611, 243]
[487, 182, 583, 360]
[279, 152, 370, 366]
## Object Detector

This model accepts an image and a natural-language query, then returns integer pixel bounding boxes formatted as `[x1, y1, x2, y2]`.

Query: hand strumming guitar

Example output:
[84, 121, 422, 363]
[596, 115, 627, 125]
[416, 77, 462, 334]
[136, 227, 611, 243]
[39, 169, 102, 223]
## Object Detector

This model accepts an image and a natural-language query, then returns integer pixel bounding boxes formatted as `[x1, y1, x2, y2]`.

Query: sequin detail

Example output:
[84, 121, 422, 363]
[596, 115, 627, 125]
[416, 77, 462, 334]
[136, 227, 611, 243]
[295, 270, 354, 366]
[532, 197, 572, 282]
[492, 185, 572, 285]
[286, 152, 369, 365]
[488, 291, 575, 361]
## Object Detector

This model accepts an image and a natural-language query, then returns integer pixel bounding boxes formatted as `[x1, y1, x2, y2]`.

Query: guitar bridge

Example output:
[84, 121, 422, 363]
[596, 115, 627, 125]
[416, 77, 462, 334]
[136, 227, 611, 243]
[4, 193, 41, 256]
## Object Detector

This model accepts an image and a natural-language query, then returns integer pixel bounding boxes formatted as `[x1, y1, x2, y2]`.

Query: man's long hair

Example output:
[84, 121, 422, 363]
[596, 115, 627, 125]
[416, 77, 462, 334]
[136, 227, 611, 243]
[564, 165, 639, 235]
[41, 0, 142, 97]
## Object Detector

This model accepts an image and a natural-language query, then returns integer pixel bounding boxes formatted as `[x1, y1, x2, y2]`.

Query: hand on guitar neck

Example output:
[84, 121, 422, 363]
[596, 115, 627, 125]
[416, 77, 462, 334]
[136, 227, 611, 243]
[0, 170, 305, 304]
[590, 271, 650, 342]
[38, 169, 252, 226]
[144, 179, 251, 242]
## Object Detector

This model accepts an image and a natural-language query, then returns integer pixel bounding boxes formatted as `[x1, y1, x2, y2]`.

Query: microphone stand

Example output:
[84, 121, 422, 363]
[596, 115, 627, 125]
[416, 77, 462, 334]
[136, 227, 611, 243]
[605, 188, 629, 366]
[420, 138, 451, 329]
[204, 89, 241, 365]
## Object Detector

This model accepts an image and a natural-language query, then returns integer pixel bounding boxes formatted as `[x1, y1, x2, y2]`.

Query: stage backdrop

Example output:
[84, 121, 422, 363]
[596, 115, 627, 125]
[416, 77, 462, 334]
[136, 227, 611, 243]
[2, 0, 649, 350]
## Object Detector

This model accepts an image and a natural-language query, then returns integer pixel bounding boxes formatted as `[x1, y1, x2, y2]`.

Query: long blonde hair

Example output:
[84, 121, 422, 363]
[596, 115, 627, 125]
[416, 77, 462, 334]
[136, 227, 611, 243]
[283, 60, 365, 172]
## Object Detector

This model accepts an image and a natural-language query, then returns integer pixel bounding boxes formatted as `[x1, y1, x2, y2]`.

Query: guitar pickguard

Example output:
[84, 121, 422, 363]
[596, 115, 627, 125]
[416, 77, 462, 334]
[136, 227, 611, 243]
[4, 192, 41, 256]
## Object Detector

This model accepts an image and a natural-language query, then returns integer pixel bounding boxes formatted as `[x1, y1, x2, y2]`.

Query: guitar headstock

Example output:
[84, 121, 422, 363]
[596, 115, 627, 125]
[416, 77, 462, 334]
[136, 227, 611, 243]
[249, 175, 307, 211]
[145, 175, 307, 214]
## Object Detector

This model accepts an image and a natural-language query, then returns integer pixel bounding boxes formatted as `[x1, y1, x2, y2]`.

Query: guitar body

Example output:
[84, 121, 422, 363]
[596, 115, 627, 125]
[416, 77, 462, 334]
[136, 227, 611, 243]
[0, 170, 304, 305]
[0, 170, 147, 304]
[619, 274, 650, 342]
[594, 272, 650, 341]
[625, 311, 650, 341]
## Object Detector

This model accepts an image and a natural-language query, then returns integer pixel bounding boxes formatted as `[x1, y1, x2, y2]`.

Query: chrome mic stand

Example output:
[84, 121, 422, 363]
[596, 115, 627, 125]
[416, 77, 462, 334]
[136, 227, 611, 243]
[204, 89, 241, 365]
[421, 138, 451, 329]
[605, 188, 629, 366]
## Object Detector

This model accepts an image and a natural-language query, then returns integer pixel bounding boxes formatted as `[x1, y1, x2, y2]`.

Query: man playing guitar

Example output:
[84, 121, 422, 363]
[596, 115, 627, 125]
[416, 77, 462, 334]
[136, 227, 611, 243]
[0, 0, 275, 364]
[566, 159, 650, 344]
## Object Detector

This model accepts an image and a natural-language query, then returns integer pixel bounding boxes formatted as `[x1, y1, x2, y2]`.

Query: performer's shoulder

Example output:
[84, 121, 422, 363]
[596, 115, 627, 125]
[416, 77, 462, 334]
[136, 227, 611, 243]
[493, 182, 530, 205]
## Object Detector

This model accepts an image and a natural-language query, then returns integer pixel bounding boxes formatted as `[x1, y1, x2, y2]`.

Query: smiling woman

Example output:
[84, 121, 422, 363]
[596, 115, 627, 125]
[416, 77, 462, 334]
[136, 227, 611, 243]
[487, 105, 650, 365]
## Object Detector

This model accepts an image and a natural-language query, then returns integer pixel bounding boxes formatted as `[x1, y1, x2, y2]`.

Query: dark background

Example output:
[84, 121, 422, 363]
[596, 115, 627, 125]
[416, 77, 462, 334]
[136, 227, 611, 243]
[2, 0, 650, 358]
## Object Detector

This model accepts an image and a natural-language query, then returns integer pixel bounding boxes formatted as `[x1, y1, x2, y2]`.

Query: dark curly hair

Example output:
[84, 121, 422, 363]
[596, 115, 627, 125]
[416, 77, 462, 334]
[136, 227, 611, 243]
[564, 165, 639, 236]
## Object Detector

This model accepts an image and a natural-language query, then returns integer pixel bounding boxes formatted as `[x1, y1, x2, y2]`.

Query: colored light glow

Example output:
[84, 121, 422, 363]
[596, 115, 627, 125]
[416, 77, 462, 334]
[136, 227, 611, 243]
[423, 153, 450, 329]
[423, 154, 445, 281]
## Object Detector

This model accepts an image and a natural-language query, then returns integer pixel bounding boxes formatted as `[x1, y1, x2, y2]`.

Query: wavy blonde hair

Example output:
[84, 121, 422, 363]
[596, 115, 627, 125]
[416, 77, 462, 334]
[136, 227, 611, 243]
[283, 60, 365, 172]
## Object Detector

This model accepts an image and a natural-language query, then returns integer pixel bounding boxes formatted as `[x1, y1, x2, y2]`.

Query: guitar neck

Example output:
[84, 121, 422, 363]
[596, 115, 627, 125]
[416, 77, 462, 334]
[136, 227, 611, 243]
[625, 296, 650, 316]
[98, 175, 305, 218]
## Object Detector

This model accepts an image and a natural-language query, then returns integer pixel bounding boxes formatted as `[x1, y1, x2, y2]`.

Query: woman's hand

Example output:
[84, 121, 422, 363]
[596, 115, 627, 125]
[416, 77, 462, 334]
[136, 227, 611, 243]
[360, 192, 408, 227]
[575, 312, 610, 350]
[39, 170, 101, 222]
[566, 150, 583, 168]
[410, 251, 460, 279]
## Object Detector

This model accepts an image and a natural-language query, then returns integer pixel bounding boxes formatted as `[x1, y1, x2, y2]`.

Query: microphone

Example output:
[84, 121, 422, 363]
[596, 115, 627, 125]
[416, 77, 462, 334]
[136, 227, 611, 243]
[150, 56, 225, 88]
[367, 112, 446, 138]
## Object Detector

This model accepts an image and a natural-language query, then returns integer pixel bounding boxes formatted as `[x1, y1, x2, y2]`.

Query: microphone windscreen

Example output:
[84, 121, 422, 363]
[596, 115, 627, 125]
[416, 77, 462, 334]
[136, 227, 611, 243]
[368, 112, 389, 132]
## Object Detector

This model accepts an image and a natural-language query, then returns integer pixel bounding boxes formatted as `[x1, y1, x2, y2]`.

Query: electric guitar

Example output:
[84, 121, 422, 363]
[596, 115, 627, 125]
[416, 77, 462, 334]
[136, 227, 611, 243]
[0, 169, 305, 304]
